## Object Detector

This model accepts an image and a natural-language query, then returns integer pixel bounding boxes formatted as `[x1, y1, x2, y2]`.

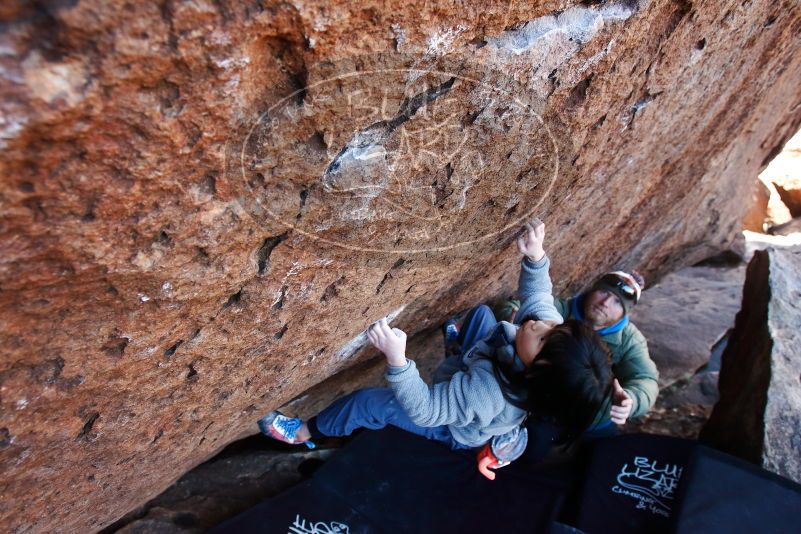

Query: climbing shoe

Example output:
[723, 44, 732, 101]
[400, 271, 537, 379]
[442, 319, 461, 358]
[258, 411, 316, 449]
[442, 319, 459, 344]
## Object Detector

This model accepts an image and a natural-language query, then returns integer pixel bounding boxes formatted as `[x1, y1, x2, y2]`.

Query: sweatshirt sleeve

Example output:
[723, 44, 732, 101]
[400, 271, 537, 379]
[515, 256, 563, 324]
[615, 329, 659, 418]
[384, 359, 506, 428]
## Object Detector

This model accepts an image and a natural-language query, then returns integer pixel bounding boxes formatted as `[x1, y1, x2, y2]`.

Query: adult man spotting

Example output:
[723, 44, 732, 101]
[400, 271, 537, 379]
[474, 270, 659, 479]
[552, 270, 657, 426]
[496, 269, 657, 426]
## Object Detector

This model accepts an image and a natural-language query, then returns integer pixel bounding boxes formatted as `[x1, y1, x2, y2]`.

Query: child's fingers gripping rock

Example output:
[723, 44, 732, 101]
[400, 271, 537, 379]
[367, 323, 379, 347]
[391, 327, 407, 340]
[369, 319, 407, 365]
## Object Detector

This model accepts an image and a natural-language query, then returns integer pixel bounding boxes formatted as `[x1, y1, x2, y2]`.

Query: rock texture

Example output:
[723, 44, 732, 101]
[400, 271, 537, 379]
[700, 246, 801, 484]
[769, 216, 801, 236]
[773, 181, 801, 218]
[626, 371, 719, 439]
[762, 178, 794, 226]
[763, 129, 801, 219]
[106, 326, 446, 534]
[742, 179, 770, 232]
[107, 444, 335, 534]
[3, 1, 801, 532]
[738, 230, 801, 261]
[759, 129, 801, 227]
[629, 265, 745, 388]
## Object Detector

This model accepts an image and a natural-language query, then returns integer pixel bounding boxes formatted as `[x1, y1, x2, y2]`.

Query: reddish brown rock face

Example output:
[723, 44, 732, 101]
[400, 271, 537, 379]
[2, 1, 801, 532]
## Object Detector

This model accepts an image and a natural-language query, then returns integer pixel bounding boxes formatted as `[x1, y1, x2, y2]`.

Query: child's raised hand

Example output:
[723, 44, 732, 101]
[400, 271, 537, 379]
[367, 318, 408, 367]
[516, 217, 546, 262]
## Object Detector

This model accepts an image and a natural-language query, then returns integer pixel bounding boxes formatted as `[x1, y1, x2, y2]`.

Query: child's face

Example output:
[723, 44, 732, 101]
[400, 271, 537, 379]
[516, 319, 558, 366]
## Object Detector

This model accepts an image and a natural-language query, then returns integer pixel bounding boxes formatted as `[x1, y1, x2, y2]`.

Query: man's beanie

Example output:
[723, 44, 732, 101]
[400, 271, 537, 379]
[590, 270, 645, 316]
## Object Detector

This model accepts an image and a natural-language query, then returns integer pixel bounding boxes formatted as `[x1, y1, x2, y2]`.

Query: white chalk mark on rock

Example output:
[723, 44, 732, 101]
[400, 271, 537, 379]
[271, 262, 303, 307]
[426, 25, 467, 56]
[335, 305, 407, 360]
[489, 3, 632, 53]
[282, 394, 309, 409]
[22, 51, 89, 107]
[0, 114, 27, 150]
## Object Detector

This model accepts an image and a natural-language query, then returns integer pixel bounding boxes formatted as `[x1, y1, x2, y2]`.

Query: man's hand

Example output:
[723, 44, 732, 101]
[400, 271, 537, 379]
[610, 378, 633, 425]
[517, 218, 546, 262]
[367, 318, 407, 367]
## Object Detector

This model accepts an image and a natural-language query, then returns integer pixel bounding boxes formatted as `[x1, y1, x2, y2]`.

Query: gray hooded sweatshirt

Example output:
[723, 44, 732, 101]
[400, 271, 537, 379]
[384, 256, 562, 447]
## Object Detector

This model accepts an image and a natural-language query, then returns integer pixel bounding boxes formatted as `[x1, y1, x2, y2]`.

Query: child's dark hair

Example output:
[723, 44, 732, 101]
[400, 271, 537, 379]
[525, 320, 613, 443]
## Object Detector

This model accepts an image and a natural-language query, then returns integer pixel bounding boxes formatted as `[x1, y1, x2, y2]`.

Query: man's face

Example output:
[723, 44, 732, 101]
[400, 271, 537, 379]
[515, 319, 558, 366]
[583, 289, 625, 329]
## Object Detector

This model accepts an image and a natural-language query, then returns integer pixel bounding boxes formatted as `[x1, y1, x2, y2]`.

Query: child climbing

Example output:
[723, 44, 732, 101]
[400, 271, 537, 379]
[257, 218, 614, 480]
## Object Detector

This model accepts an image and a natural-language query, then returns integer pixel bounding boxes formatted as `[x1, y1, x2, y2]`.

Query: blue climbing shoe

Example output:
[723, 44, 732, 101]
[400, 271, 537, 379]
[258, 411, 316, 449]
[442, 319, 461, 358]
[442, 319, 459, 344]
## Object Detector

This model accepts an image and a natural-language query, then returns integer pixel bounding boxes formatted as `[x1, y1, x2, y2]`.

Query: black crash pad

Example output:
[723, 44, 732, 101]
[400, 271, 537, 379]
[214, 429, 801, 534]
[212, 426, 572, 534]
[571, 433, 695, 534]
[669, 445, 801, 533]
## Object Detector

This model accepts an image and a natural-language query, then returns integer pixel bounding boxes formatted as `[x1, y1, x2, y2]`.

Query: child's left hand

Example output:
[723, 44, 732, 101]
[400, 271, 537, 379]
[517, 218, 546, 262]
[367, 318, 408, 367]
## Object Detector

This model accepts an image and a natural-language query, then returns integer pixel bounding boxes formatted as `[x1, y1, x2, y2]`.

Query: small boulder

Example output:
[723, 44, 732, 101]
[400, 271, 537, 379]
[700, 246, 801, 484]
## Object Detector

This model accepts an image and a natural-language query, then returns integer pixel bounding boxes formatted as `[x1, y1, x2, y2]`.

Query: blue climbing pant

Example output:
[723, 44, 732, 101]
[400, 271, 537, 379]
[457, 304, 498, 354]
[306, 306, 503, 451]
[308, 387, 471, 451]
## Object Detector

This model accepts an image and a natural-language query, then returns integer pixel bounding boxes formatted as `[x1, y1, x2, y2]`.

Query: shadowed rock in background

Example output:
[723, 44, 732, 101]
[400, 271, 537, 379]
[701, 246, 801, 485]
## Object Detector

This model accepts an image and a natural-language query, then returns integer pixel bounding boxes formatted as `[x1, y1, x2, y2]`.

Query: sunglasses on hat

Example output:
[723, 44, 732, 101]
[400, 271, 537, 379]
[599, 272, 641, 303]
